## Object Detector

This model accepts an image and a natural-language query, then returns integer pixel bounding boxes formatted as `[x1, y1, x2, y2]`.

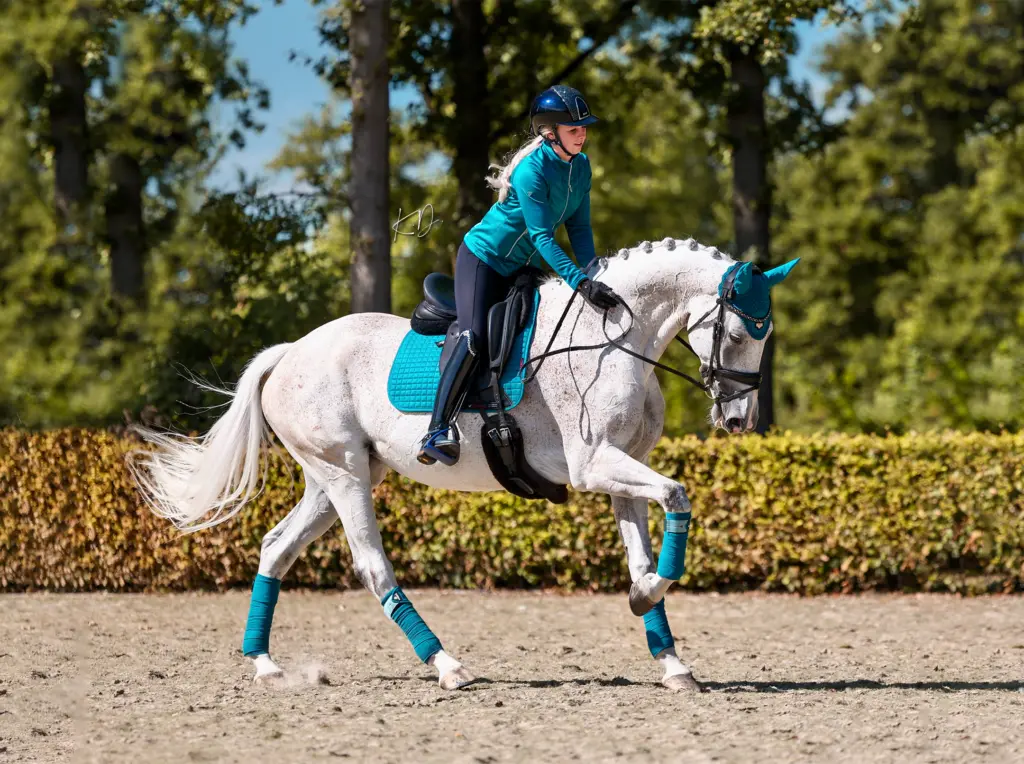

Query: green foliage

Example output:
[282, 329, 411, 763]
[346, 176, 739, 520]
[772, 0, 1024, 432]
[0, 0, 275, 427]
[2, 428, 1022, 594]
[1, 0, 1020, 438]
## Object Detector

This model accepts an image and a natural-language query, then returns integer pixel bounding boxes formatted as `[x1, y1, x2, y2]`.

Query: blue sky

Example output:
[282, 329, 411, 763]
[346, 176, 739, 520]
[209, 0, 840, 191]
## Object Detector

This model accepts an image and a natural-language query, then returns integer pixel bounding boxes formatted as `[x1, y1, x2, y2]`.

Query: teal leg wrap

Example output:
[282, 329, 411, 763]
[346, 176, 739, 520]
[242, 574, 281, 657]
[381, 586, 443, 663]
[643, 600, 674, 658]
[657, 511, 691, 580]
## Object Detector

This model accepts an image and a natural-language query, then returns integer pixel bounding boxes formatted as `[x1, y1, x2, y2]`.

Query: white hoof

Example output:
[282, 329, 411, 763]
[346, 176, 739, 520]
[629, 575, 660, 616]
[438, 666, 477, 690]
[662, 671, 702, 692]
[252, 653, 285, 684]
[629, 573, 672, 616]
[253, 670, 285, 685]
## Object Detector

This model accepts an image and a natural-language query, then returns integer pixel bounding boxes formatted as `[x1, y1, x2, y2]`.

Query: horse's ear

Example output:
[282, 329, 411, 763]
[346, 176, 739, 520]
[732, 262, 754, 294]
[764, 258, 801, 288]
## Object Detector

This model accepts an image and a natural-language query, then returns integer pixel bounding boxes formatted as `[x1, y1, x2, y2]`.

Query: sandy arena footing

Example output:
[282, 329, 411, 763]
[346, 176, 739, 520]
[1, 591, 1022, 763]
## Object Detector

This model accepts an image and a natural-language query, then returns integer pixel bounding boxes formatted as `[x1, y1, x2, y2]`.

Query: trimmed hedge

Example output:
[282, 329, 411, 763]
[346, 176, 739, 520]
[1, 428, 1022, 593]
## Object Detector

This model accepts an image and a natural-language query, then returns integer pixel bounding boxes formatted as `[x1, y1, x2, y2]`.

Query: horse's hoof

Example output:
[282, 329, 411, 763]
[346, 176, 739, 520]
[629, 580, 658, 617]
[438, 666, 477, 690]
[253, 669, 285, 686]
[662, 671, 703, 692]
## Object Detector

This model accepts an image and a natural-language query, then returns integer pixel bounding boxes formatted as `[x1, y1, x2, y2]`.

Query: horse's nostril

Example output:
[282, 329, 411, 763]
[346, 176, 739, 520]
[725, 417, 744, 432]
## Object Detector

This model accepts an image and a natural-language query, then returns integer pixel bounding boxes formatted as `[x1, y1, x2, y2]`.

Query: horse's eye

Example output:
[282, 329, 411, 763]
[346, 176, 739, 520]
[728, 332, 744, 343]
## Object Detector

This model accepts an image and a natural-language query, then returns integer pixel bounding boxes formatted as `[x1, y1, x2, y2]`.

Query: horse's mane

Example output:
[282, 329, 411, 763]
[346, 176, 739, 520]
[538, 236, 736, 295]
[606, 236, 735, 265]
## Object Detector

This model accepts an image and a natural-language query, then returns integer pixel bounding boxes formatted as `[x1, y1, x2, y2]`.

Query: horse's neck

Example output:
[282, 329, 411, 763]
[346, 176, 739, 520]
[600, 254, 722, 364]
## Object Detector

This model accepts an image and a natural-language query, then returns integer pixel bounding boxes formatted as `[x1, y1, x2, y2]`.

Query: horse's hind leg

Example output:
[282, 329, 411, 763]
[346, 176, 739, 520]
[311, 448, 476, 690]
[612, 496, 701, 692]
[243, 477, 338, 682]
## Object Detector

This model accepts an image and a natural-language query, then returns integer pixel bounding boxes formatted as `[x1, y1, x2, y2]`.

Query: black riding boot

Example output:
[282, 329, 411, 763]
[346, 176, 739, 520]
[417, 330, 478, 466]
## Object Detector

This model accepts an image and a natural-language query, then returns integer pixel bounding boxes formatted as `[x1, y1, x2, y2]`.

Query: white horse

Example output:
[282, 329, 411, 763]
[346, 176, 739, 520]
[129, 236, 799, 692]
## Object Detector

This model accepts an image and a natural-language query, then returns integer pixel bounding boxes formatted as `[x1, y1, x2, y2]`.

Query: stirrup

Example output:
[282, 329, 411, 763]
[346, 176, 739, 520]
[417, 427, 460, 467]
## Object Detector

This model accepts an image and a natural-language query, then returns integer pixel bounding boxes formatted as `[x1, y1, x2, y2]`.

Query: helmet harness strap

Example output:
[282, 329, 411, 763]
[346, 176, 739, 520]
[541, 126, 580, 159]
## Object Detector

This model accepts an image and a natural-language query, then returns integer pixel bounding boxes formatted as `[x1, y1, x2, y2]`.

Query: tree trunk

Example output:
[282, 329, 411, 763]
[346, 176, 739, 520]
[50, 52, 89, 232]
[726, 45, 774, 433]
[348, 0, 392, 314]
[106, 152, 145, 300]
[450, 0, 491, 235]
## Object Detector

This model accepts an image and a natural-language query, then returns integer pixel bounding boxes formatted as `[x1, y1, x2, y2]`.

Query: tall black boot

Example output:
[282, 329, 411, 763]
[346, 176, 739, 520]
[417, 330, 478, 466]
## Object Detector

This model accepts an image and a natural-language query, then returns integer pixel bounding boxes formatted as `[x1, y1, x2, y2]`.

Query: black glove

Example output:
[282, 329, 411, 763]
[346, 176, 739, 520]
[577, 278, 621, 310]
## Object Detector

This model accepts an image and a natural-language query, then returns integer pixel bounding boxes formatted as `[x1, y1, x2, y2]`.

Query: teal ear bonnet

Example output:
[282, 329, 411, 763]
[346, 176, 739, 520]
[718, 259, 800, 340]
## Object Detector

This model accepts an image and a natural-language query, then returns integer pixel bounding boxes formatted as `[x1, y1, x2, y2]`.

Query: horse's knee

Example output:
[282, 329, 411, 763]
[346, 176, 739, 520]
[351, 550, 394, 599]
[567, 458, 606, 492]
[661, 483, 691, 513]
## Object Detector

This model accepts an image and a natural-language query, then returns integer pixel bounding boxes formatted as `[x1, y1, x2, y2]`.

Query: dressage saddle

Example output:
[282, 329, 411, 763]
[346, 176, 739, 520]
[409, 269, 568, 504]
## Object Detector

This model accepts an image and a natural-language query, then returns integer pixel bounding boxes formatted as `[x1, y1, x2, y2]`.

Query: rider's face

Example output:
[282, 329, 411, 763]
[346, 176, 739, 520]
[557, 124, 587, 152]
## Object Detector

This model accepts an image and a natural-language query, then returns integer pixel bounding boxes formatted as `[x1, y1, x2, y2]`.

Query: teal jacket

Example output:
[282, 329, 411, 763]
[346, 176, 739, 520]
[463, 140, 596, 290]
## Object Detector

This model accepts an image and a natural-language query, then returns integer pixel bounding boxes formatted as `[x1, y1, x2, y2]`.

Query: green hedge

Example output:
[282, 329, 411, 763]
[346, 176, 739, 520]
[1, 429, 1022, 593]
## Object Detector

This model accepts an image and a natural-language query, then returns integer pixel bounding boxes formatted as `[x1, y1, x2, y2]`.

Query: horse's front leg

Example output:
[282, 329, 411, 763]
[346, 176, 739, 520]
[572, 443, 693, 611]
[612, 495, 700, 692]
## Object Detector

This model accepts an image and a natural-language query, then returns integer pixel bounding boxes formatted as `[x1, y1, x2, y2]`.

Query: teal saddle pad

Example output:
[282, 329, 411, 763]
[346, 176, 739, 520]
[387, 291, 541, 413]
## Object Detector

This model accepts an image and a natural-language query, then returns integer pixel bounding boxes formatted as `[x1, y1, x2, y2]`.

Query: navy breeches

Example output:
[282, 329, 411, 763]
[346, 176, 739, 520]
[455, 241, 514, 359]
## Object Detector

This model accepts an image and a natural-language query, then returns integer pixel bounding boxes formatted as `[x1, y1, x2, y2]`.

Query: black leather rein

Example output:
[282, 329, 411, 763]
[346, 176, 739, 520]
[522, 270, 766, 406]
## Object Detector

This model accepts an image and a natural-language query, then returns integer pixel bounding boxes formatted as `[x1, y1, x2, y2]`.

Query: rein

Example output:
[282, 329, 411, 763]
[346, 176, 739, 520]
[523, 272, 765, 405]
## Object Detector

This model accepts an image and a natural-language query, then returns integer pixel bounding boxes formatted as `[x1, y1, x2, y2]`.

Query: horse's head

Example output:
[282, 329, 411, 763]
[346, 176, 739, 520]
[685, 258, 800, 433]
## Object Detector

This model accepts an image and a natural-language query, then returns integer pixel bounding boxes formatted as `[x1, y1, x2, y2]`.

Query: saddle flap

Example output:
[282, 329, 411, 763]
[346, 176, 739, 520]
[487, 290, 528, 374]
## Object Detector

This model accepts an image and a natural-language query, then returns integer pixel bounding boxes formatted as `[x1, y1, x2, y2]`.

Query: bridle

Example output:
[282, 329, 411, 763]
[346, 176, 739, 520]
[523, 267, 769, 406]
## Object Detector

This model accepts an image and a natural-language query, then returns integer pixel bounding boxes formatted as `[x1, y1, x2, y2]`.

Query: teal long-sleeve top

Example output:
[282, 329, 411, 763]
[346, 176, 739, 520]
[463, 140, 596, 289]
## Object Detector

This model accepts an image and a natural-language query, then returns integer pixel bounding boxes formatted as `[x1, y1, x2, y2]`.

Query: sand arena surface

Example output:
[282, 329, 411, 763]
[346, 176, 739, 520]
[1, 591, 1023, 763]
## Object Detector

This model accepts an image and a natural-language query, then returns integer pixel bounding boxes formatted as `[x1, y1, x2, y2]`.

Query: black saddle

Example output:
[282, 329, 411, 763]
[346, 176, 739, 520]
[410, 273, 457, 336]
[410, 269, 537, 382]
[408, 269, 568, 504]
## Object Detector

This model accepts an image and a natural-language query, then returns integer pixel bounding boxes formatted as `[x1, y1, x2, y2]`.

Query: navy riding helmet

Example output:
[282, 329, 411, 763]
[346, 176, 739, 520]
[529, 85, 598, 157]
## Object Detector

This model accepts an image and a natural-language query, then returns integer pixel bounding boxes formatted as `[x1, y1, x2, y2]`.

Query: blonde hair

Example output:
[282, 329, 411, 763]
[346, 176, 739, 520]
[485, 127, 555, 203]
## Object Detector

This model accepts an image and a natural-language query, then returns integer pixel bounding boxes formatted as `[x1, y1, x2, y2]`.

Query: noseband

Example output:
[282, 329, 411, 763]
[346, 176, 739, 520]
[524, 268, 769, 406]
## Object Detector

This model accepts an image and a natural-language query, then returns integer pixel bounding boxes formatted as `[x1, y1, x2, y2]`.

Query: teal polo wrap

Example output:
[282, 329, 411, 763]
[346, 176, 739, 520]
[381, 586, 443, 663]
[657, 511, 692, 581]
[242, 574, 281, 657]
[643, 600, 674, 657]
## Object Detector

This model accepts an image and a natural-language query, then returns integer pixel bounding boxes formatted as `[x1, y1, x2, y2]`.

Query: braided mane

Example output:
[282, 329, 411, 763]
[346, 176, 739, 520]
[606, 237, 735, 264]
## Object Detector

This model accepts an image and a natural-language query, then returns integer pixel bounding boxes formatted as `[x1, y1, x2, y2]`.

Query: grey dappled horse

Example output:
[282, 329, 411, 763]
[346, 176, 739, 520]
[129, 237, 799, 692]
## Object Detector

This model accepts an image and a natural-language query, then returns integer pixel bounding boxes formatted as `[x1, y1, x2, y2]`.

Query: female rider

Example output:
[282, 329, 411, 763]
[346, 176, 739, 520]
[417, 85, 621, 467]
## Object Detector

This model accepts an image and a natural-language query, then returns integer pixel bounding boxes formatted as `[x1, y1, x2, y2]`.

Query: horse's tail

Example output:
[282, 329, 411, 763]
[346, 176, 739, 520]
[127, 343, 293, 534]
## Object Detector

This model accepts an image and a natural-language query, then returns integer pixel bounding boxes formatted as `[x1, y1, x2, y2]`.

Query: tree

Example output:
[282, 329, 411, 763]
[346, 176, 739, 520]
[348, 0, 392, 313]
[633, 0, 856, 432]
[0, 0, 270, 426]
[313, 0, 646, 245]
[772, 0, 1024, 431]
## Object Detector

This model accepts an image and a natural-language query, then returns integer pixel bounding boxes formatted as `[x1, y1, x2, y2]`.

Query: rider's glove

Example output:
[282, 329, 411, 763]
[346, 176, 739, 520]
[577, 278, 621, 311]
